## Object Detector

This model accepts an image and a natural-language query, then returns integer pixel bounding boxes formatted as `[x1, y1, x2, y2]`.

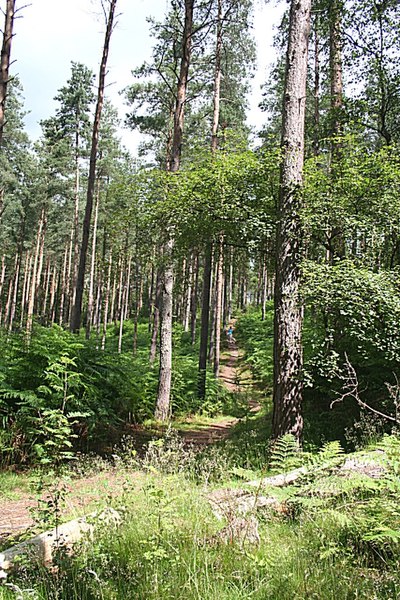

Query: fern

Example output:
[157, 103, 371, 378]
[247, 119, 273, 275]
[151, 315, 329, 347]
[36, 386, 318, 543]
[270, 435, 303, 473]
[319, 441, 344, 461]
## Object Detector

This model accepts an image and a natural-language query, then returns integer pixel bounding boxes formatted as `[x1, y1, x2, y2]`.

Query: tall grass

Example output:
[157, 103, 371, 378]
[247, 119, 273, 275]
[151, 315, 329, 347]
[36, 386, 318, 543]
[3, 435, 400, 599]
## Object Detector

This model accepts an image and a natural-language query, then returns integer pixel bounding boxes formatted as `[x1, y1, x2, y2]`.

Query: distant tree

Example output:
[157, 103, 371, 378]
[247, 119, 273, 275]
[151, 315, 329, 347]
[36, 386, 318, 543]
[41, 62, 95, 318]
[71, 0, 118, 333]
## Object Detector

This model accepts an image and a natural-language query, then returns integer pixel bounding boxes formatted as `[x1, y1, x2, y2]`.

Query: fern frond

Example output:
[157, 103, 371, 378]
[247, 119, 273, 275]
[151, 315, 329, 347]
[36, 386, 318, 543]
[270, 435, 303, 473]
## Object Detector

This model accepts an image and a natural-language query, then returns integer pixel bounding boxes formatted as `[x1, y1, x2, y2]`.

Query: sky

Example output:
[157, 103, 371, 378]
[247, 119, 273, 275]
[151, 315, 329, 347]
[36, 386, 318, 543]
[6, 0, 284, 154]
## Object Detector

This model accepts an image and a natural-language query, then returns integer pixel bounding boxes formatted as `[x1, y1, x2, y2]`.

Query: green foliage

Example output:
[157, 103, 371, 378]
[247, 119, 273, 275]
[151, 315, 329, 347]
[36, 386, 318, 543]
[235, 306, 274, 390]
[0, 319, 231, 466]
[5, 438, 400, 600]
[269, 434, 302, 473]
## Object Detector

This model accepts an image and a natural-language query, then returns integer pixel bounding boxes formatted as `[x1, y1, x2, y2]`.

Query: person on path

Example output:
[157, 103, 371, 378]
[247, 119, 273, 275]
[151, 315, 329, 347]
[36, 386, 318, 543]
[227, 325, 236, 344]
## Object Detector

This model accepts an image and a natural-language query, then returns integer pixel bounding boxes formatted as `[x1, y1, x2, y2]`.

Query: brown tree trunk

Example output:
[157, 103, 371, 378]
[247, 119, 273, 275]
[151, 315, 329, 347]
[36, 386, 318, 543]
[198, 245, 212, 400]
[71, 123, 81, 310]
[59, 244, 69, 326]
[0, 0, 15, 145]
[183, 255, 192, 332]
[272, 0, 311, 441]
[313, 12, 320, 156]
[261, 258, 268, 322]
[190, 251, 199, 345]
[0, 254, 6, 325]
[85, 182, 100, 339]
[42, 258, 51, 321]
[213, 236, 224, 377]
[328, 0, 345, 261]
[101, 250, 112, 350]
[155, 0, 194, 421]
[149, 271, 162, 365]
[70, 0, 118, 332]
[118, 256, 131, 354]
[329, 0, 343, 139]
[19, 252, 31, 328]
[26, 208, 46, 337]
[7, 253, 20, 332]
[227, 249, 233, 325]
[49, 264, 58, 325]
[198, 0, 224, 390]
[110, 268, 117, 324]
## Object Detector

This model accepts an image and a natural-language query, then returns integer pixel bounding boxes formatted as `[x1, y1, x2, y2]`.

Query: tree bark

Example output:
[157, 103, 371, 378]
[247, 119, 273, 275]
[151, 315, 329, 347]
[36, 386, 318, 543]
[0, 0, 15, 146]
[118, 256, 131, 354]
[190, 252, 199, 345]
[213, 235, 224, 377]
[198, 245, 212, 400]
[19, 252, 31, 328]
[70, 0, 118, 333]
[155, 0, 194, 421]
[101, 249, 112, 350]
[0, 254, 6, 326]
[149, 271, 162, 364]
[49, 265, 58, 325]
[26, 208, 46, 337]
[7, 253, 20, 332]
[272, 0, 311, 441]
[59, 244, 69, 326]
[85, 182, 100, 339]
[329, 0, 343, 139]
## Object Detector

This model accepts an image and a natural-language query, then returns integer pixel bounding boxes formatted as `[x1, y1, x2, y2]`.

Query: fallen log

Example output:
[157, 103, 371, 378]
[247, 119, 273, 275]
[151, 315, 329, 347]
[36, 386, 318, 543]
[0, 508, 121, 576]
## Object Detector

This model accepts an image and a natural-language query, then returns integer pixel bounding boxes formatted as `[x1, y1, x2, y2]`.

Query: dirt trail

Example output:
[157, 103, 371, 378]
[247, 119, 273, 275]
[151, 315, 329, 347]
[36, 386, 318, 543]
[0, 334, 260, 543]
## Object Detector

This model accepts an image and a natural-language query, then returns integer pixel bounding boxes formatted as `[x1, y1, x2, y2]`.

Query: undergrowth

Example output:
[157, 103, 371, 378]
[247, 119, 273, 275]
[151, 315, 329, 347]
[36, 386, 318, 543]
[2, 434, 400, 599]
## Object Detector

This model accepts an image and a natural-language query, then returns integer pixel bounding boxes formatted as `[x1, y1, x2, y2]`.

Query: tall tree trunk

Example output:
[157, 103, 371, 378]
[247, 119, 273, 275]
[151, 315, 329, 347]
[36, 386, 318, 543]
[329, 0, 343, 139]
[272, 0, 311, 441]
[66, 230, 73, 324]
[101, 250, 112, 350]
[26, 208, 46, 337]
[183, 256, 192, 332]
[0, 254, 6, 325]
[213, 235, 224, 377]
[59, 243, 69, 326]
[19, 252, 31, 328]
[42, 258, 51, 321]
[85, 182, 100, 339]
[227, 249, 233, 325]
[7, 253, 20, 332]
[71, 121, 81, 310]
[70, 0, 118, 333]
[149, 271, 162, 364]
[328, 0, 345, 261]
[190, 251, 199, 345]
[208, 257, 217, 362]
[49, 264, 58, 325]
[198, 245, 212, 400]
[0, 0, 15, 146]
[313, 12, 320, 156]
[110, 268, 117, 323]
[261, 258, 268, 322]
[118, 256, 131, 354]
[155, 0, 194, 421]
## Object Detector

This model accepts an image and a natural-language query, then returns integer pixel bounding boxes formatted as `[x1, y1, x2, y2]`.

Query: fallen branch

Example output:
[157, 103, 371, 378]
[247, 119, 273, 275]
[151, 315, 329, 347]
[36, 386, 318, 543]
[0, 508, 122, 575]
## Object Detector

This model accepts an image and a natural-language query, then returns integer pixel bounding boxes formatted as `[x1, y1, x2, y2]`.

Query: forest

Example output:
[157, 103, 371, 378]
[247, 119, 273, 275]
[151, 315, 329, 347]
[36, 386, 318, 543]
[1, 0, 400, 598]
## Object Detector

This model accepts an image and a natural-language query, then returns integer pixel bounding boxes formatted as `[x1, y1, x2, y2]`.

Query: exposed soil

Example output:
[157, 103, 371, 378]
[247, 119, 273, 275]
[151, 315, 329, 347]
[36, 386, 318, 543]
[0, 337, 259, 546]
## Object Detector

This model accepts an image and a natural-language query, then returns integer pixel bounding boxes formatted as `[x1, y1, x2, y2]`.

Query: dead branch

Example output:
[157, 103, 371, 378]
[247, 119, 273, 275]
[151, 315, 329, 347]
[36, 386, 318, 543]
[331, 353, 399, 424]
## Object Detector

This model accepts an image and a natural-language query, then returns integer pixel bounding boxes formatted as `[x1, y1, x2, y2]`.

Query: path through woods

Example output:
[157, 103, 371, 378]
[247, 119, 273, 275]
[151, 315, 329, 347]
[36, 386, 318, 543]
[0, 333, 261, 545]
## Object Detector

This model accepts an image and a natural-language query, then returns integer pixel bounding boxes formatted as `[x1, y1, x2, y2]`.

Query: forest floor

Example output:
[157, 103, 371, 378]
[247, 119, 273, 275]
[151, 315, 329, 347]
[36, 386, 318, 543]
[0, 337, 259, 547]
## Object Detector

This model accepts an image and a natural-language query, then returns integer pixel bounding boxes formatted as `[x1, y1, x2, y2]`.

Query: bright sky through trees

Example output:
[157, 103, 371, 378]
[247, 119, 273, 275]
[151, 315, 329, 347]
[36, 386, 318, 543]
[7, 0, 284, 152]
